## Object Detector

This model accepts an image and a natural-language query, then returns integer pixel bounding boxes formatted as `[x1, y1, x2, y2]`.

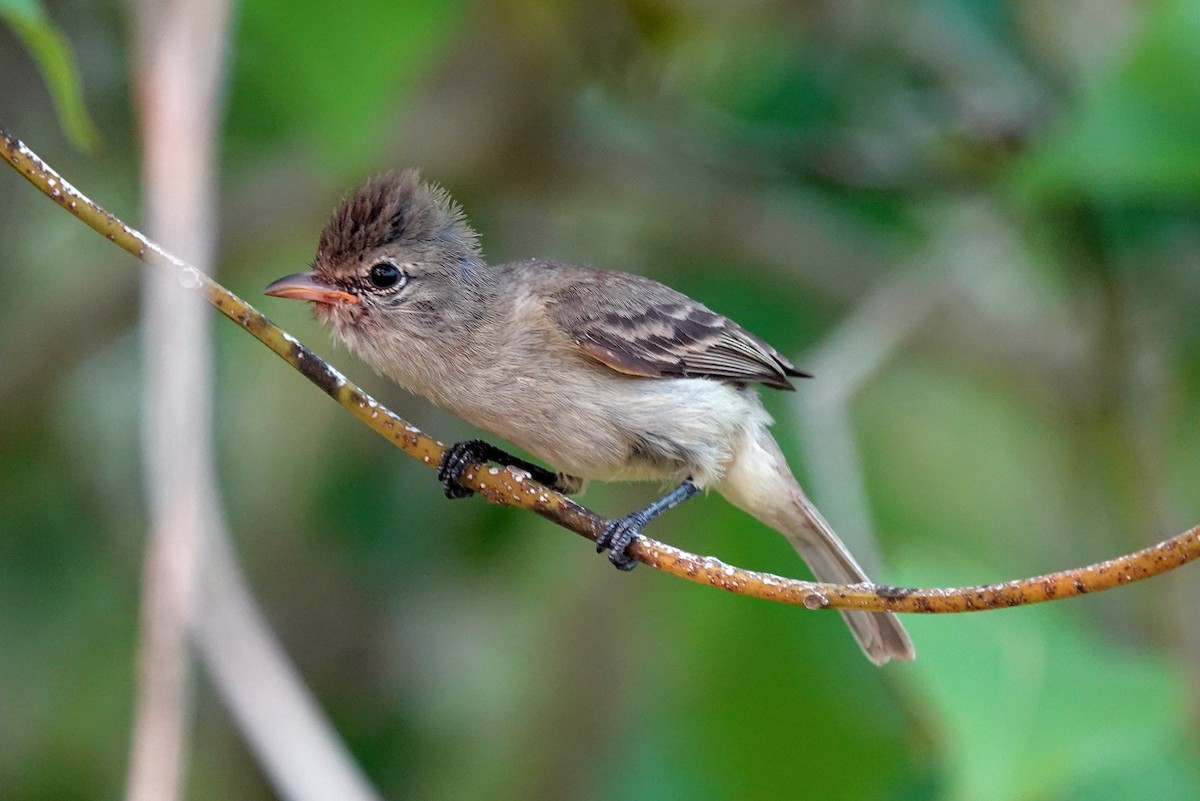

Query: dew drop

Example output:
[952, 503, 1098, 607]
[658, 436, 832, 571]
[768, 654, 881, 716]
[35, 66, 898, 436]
[179, 268, 202, 290]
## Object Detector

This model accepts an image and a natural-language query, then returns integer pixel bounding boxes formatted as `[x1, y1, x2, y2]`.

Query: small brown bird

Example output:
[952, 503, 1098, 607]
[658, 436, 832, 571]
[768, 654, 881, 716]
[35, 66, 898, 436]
[266, 171, 914, 664]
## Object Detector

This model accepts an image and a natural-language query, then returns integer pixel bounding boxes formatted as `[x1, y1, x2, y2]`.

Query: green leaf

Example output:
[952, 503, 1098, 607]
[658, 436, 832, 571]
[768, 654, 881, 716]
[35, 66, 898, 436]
[1, 0, 100, 153]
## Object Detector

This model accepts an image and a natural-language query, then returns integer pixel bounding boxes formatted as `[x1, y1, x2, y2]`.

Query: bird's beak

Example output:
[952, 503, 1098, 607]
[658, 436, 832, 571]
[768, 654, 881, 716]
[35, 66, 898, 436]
[263, 272, 359, 305]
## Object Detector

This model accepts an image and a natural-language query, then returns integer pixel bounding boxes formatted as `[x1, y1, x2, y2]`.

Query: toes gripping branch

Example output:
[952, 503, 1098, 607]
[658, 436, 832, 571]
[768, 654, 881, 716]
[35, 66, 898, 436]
[437, 439, 564, 499]
[597, 479, 701, 571]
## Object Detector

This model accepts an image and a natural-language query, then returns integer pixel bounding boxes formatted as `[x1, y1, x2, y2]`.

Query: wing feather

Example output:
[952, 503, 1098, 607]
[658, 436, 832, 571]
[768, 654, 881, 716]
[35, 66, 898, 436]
[543, 267, 808, 390]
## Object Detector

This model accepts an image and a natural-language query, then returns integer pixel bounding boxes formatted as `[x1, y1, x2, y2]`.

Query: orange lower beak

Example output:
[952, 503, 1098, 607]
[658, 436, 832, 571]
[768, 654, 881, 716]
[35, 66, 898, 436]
[264, 272, 359, 304]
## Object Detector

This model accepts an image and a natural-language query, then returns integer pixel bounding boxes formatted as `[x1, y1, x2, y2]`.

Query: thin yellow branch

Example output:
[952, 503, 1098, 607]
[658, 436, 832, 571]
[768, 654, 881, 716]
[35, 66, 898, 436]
[3, 126, 1197, 614]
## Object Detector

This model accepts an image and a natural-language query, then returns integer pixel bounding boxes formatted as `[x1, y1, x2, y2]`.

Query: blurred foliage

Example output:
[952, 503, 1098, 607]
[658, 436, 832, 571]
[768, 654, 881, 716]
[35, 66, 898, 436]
[2, 1, 1200, 800]
[225, 0, 464, 169]
[1017, 0, 1200, 199]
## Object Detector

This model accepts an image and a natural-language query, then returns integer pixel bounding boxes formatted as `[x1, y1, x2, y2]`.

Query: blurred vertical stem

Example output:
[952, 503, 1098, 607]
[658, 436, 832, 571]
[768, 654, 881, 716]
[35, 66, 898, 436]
[124, 0, 232, 799]
[125, 2, 384, 801]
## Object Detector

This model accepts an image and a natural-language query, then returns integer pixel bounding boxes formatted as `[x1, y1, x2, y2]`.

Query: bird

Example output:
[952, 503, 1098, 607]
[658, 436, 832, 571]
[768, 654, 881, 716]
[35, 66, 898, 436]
[265, 170, 914, 665]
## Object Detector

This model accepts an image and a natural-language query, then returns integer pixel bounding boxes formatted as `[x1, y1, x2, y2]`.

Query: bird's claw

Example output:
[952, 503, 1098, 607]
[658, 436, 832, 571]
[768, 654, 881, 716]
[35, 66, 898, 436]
[437, 440, 487, 499]
[597, 513, 645, 571]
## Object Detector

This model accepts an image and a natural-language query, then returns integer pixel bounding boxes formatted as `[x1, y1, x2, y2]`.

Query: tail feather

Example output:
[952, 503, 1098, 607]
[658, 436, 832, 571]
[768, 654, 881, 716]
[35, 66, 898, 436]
[788, 496, 914, 665]
[715, 425, 915, 665]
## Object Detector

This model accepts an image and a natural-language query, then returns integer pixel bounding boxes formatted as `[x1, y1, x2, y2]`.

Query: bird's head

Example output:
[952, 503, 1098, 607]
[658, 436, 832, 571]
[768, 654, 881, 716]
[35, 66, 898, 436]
[264, 170, 483, 345]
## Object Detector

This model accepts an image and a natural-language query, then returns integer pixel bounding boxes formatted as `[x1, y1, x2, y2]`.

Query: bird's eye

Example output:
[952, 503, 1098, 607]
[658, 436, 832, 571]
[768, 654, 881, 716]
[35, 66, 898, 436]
[368, 262, 403, 290]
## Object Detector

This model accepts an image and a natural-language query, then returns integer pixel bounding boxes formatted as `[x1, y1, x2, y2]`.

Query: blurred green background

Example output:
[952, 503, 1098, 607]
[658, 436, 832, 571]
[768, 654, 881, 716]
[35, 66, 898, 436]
[3, 1, 1200, 799]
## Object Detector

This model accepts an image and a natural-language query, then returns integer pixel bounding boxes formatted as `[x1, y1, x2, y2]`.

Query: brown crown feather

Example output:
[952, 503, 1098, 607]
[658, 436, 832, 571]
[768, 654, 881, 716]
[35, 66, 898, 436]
[316, 170, 481, 268]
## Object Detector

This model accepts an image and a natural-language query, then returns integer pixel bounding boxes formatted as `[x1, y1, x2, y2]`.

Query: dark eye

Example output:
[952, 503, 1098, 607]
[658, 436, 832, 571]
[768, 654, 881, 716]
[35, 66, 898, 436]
[368, 262, 403, 289]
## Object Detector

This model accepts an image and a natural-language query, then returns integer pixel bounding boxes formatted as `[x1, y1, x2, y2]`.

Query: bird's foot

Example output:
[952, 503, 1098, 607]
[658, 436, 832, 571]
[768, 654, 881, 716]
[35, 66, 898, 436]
[438, 439, 565, 499]
[596, 512, 648, 572]
[436, 440, 490, 499]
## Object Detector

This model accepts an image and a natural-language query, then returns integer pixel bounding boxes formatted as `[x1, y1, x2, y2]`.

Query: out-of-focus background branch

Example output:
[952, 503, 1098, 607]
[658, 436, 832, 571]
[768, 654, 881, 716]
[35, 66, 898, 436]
[2, 1, 1199, 800]
[126, 1, 382, 800]
[125, 0, 227, 796]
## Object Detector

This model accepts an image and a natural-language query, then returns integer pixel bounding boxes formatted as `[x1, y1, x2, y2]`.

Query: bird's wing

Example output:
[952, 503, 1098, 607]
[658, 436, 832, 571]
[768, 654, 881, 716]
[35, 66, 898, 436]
[543, 268, 808, 391]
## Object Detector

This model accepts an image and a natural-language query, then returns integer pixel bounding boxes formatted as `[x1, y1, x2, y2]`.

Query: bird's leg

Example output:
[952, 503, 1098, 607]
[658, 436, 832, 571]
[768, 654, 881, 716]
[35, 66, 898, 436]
[437, 439, 576, 499]
[598, 479, 701, 571]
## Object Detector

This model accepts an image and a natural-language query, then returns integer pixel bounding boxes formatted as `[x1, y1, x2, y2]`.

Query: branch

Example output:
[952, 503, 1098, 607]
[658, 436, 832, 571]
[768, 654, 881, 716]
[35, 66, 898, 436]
[3, 126, 1198, 614]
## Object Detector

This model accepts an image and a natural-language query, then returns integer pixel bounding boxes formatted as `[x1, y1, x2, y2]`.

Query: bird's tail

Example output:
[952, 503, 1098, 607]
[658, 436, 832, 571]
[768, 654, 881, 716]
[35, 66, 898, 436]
[715, 425, 914, 665]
